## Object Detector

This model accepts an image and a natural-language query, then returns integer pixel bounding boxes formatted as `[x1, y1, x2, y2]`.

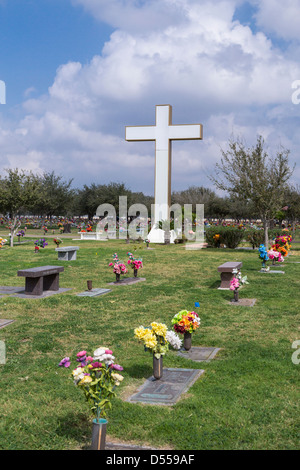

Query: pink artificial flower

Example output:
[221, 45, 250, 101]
[77, 350, 87, 357]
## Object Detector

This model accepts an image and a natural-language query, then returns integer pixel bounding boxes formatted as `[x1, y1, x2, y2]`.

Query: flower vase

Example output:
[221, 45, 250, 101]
[91, 418, 108, 450]
[153, 354, 163, 380]
[133, 268, 138, 278]
[183, 332, 192, 351]
[272, 258, 276, 265]
[87, 280, 93, 291]
[115, 273, 120, 282]
[233, 288, 239, 302]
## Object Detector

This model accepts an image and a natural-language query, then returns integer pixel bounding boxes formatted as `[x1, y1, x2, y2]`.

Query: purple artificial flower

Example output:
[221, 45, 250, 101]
[110, 364, 123, 371]
[59, 357, 71, 368]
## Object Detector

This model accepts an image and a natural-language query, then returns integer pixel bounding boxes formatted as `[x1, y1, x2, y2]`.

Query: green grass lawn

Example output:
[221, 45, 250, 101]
[0, 238, 299, 450]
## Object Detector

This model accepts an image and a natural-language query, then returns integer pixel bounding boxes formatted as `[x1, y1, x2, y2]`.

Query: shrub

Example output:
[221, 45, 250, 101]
[205, 226, 244, 249]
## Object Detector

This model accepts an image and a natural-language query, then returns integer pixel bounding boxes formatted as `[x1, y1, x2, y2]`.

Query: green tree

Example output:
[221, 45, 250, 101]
[210, 136, 294, 247]
[282, 185, 300, 232]
[33, 171, 74, 220]
[76, 182, 132, 219]
[0, 168, 40, 246]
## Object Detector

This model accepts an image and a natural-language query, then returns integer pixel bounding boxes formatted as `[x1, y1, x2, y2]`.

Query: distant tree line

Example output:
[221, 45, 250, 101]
[0, 137, 298, 238]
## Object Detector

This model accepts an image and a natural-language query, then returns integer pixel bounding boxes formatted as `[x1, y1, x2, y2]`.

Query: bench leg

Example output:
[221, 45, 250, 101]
[68, 251, 76, 260]
[43, 273, 60, 291]
[220, 272, 234, 289]
[25, 277, 43, 296]
[58, 252, 68, 261]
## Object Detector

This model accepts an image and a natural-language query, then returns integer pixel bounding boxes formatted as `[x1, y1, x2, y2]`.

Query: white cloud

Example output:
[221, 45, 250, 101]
[1, 0, 300, 193]
[252, 0, 300, 41]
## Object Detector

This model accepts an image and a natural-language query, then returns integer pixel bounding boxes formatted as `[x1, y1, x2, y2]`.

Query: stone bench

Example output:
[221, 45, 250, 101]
[17, 265, 64, 296]
[55, 246, 79, 261]
[217, 261, 242, 289]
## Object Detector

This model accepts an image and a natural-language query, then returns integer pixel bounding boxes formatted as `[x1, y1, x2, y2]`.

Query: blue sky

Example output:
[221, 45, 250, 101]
[0, 0, 300, 195]
[0, 0, 112, 105]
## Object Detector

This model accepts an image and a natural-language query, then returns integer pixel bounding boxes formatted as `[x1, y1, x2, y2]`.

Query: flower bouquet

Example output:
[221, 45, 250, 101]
[59, 347, 123, 450]
[271, 234, 292, 258]
[230, 268, 249, 301]
[258, 244, 269, 271]
[267, 249, 284, 265]
[127, 252, 143, 277]
[171, 310, 200, 351]
[230, 277, 240, 302]
[34, 238, 48, 252]
[108, 253, 128, 281]
[134, 322, 182, 379]
[53, 237, 63, 247]
[0, 237, 7, 248]
[16, 230, 25, 242]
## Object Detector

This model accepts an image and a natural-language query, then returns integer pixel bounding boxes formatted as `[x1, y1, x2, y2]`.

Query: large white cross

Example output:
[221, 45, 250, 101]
[125, 104, 203, 242]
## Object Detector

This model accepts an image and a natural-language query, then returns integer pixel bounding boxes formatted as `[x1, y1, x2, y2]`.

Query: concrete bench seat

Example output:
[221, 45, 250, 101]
[55, 246, 79, 261]
[17, 265, 64, 296]
[217, 261, 242, 289]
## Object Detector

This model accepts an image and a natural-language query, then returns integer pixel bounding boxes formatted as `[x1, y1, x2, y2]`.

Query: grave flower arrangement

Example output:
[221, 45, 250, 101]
[0, 237, 7, 248]
[134, 322, 182, 379]
[58, 347, 124, 421]
[53, 237, 63, 247]
[267, 249, 284, 264]
[108, 253, 128, 281]
[230, 277, 240, 302]
[34, 238, 48, 252]
[171, 310, 200, 351]
[258, 244, 269, 270]
[271, 234, 292, 257]
[171, 310, 200, 335]
[127, 252, 143, 277]
[16, 230, 25, 241]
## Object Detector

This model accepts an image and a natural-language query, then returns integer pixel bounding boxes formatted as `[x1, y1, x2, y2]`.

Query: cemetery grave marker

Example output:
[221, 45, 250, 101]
[127, 368, 205, 405]
[217, 261, 242, 289]
[228, 298, 257, 307]
[0, 340, 5, 365]
[178, 346, 221, 362]
[77, 288, 112, 297]
[108, 277, 146, 286]
[0, 319, 14, 329]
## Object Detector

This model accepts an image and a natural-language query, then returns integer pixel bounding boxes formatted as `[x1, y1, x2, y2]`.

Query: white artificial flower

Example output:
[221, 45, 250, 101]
[166, 330, 182, 350]
[93, 347, 115, 364]
[72, 367, 85, 384]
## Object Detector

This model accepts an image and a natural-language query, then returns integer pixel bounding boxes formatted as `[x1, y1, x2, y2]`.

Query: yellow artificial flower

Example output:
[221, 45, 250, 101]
[111, 372, 124, 385]
[151, 322, 167, 338]
[78, 375, 92, 385]
[144, 336, 157, 349]
[134, 326, 147, 340]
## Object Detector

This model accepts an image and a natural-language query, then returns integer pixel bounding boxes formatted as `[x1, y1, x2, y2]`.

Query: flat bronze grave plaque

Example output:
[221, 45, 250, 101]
[77, 288, 111, 297]
[0, 340, 5, 364]
[0, 319, 14, 329]
[177, 347, 221, 362]
[108, 277, 146, 286]
[228, 298, 257, 307]
[0, 286, 24, 295]
[127, 368, 204, 405]
[261, 270, 285, 274]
